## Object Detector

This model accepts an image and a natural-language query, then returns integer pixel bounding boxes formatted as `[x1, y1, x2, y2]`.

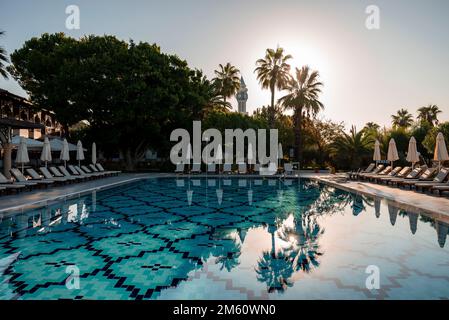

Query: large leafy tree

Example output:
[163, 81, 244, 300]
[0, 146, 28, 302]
[9, 33, 211, 170]
[278, 66, 324, 165]
[0, 30, 8, 79]
[417, 104, 442, 126]
[254, 47, 292, 128]
[391, 108, 413, 128]
[213, 62, 240, 104]
[8, 33, 83, 135]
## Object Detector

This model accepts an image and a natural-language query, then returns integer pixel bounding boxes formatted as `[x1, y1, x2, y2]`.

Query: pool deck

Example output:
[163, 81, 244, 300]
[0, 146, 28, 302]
[313, 174, 449, 219]
[0, 172, 448, 219]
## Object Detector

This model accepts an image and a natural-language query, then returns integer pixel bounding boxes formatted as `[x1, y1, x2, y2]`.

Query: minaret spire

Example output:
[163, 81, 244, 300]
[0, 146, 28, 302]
[236, 76, 248, 114]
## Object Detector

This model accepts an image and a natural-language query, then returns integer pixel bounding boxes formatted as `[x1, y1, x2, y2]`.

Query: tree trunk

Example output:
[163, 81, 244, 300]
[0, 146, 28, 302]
[3, 143, 12, 179]
[124, 149, 137, 171]
[269, 87, 275, 128]
[62, 123, 70, 139]
[294, 108, 303, 167]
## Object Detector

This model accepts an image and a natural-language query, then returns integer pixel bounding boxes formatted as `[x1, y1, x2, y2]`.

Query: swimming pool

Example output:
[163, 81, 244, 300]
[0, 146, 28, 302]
[0, 177, 448, 300]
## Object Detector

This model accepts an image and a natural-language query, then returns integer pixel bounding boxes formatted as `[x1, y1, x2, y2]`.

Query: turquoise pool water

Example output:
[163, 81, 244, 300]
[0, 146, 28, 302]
[0, 177, 448, 300]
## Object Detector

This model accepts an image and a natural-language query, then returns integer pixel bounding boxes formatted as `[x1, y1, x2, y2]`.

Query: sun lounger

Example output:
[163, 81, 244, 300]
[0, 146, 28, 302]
[78, 165, 104, 177]
[191, 163, 201, 174]
[223, 163, 232, 174]
[68, 165, 98, 179]
[253, 163, 260, 174]
[284, 163, 294, 175]
[357, 165, 384, 179]
[175, 163, 185, 174]
[378, 167, 411, 184]
[10, 169, 40, 187]
[361, 166, 391, 180]
[259, 162, 278, 176]
[387, 165, 427, 186]
[238, 163, 247, 174]
[0, 183, 26, 192]
[95, 163, 121, 175]
[89, 164, 116, 176]
[81, 165, 108, 177]
[0, 172, 27, 192]
[24, 168, 56, 184]
[413, 167, 449, 192]
[370, 166, 402, 183]
[58, 166, 87, 181]
[207, 163, 216, 173]
[50, 167, 83, 182]
[349, 163, 375, 180]
[397, 167, 437, 189]
[40, 167, 76, 183]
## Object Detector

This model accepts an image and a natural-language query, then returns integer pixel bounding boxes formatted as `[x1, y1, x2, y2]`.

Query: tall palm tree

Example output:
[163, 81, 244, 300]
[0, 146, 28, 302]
[0, 31, 9, 79]
[417, 104, 442, 126]
[364, 122, 380, 131]
[254, 47, 292, 127]
[213, 63, 240, 104]
[278, 66, 324, 165]
[391, 108, 413, 128]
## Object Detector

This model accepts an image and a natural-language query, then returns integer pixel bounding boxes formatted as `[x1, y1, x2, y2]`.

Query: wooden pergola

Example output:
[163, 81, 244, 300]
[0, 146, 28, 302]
[0, 117, 44, 179]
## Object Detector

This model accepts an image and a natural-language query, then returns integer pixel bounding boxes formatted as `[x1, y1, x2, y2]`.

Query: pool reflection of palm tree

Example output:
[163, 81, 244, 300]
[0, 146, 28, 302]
[215, 241, 242, 272]
[212, 228, 243, 272]
[256, 250, 294, 293]
[256, 210, 324, 292]
[280, 213, 324, 273]
[255, 217, 294, 293]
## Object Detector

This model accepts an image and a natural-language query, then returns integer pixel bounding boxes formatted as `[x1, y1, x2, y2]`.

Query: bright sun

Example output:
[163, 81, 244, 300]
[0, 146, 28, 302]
[283, 43, 329, 78]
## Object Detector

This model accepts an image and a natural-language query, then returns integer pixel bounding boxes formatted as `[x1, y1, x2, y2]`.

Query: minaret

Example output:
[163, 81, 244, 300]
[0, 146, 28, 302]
[236, 76, 248, 114]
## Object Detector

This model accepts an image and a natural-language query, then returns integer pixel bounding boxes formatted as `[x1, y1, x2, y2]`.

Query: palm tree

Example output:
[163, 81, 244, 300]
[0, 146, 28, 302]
[330, 126, 372, 169]
[364, 122, 380, 131]
[417, 104, 442, 126]
[391, 108, 413, 128]
[0, 31, 9, 79]
[213, 63, 240, 104]
[254, 47, 292, 127]
[200, 77, 232, 118]
[278, 66, 324, 165]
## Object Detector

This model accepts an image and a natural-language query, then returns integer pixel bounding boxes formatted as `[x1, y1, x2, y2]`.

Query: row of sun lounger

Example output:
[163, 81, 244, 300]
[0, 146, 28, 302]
[0, 163, 120, 196]
[175, 162, 295, 175]
[348, 163, 449, 196]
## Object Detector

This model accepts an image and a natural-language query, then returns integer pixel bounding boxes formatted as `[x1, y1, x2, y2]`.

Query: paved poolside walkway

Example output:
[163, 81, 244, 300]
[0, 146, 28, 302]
[314, 174, 449, 219]
[0, 173, 149, 213]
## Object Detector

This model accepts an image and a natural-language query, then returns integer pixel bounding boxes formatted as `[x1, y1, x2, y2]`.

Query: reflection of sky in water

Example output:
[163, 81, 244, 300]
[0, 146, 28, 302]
[0, 178, 448, 300]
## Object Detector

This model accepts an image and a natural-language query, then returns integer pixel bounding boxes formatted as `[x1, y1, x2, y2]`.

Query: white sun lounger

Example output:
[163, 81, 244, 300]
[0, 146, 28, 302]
[191, 163, 201, 174]
[238, 163, 247, 174]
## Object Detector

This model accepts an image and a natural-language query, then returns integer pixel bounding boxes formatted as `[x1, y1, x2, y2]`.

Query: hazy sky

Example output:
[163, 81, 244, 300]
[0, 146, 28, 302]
[1, 0, 448, 129]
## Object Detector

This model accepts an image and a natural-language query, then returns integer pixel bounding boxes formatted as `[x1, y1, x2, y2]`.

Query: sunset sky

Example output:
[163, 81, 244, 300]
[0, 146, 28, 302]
[1, 0, 448, 129]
